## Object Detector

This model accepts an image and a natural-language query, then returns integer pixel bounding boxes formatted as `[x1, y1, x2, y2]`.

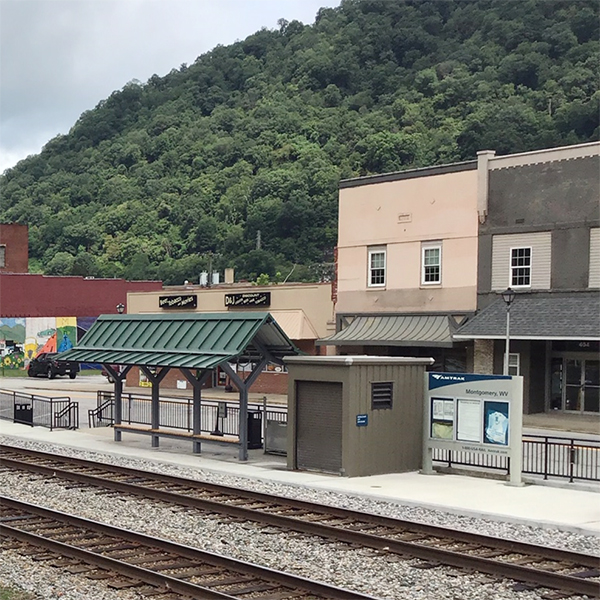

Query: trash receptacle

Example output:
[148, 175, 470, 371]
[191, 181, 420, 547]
[247, 410, 262, 449]
[14, 403, 33, 426]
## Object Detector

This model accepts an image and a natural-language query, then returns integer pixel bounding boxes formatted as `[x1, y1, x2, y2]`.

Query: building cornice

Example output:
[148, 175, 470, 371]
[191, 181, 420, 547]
[339, 161, 477, 189]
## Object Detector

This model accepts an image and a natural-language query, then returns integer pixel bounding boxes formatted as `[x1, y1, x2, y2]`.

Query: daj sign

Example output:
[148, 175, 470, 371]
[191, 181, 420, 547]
[422, 372, 523, 486]
[225, 292, 271, 307]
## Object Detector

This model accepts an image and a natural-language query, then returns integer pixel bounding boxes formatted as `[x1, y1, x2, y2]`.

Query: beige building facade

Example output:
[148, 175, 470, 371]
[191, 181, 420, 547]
[127, 281, 335, 393]
[322, 142, 598, 414]
[322, 161, 480, 372]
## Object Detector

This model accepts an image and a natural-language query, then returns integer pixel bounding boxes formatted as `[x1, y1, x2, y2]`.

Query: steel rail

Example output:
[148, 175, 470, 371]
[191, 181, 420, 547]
[1, 443, 594, 562]
[0, 496, 377, 600]
[2, 445, 599, 598]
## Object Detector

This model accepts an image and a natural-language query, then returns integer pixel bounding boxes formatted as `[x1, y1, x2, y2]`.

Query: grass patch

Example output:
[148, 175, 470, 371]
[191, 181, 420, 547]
[79, 369, 102, 376]
[0, 369, 27, 378]
[0, 369, 102, 378]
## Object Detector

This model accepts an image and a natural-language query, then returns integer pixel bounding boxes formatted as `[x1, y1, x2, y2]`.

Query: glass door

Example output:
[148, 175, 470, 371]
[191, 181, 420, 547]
[550, 357, 563, 410]
[583, 360, 599, 412]
[550, 356, 600, 413]
[555, 358, 600, 413]
[564, 359, 582, 411]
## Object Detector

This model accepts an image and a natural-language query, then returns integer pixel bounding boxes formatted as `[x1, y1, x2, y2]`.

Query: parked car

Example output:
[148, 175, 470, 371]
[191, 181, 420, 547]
[101, 364, 123, 383]
[27, 352, 79, 379]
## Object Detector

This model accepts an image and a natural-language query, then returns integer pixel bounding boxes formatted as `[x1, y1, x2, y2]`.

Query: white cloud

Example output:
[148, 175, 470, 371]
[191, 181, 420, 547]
[0, 0, 339, 173]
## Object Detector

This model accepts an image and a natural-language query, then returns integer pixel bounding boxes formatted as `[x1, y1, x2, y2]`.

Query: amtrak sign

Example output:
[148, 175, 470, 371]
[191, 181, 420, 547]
[422, 372, 523, 486]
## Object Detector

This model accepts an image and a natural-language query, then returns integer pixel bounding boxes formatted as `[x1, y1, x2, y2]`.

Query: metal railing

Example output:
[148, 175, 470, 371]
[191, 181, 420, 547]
[0, 389, 79, 430]
[433, 434, 600, 483]
[91, 391, 286, 441]
[89, 392, 598, 480]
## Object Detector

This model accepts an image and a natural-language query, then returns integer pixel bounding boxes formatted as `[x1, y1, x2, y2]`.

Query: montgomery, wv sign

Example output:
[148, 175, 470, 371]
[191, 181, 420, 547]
[225, 292, 271, 308]
[159, 295, 198, 309]
[422, 372, 524, 486]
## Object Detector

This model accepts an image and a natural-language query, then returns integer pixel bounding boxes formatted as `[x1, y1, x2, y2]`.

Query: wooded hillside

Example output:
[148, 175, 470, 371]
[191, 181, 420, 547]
[1, 0, 598, 283]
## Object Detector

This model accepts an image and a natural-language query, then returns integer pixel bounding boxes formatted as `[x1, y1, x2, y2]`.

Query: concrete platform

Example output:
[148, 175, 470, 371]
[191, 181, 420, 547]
[1, 419, 598, 537]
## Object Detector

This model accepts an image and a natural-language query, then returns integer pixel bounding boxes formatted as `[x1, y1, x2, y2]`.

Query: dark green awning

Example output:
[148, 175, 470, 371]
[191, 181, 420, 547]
[60, 312, 300, 369]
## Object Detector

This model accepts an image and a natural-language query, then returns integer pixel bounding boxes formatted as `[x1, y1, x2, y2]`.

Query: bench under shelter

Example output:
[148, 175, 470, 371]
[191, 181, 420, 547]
[60, 312, 300, 460]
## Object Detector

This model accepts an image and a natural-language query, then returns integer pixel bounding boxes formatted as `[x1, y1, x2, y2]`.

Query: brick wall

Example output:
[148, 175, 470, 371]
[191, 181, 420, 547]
[0, 224, 28, 273]
[473, 339, 494, 374]
[125, 364, 289, 395]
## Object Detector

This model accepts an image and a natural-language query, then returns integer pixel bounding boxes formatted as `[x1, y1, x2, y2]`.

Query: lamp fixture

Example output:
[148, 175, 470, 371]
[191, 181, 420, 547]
[501, 287, 516, 306]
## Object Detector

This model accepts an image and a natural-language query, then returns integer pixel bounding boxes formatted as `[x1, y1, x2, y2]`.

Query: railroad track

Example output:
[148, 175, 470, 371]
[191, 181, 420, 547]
[1, 496, 375, 599]
[1, 444, 599, 599]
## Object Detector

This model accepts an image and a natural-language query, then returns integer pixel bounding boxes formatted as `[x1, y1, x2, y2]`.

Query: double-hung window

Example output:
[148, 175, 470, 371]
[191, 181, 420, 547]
[510, 247, 531, 287]
[0, 246, 5, 268]
[368, 247, 386, 287]
[503, 353, 520, 376]
[422, 243, 442, 285]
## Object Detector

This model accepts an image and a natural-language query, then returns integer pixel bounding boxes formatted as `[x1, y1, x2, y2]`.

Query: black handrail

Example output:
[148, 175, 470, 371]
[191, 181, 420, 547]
[433, 434, 600, 483]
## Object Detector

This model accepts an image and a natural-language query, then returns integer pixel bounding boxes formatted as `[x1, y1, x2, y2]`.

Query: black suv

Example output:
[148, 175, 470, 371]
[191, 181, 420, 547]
[27, 352, 79, 379]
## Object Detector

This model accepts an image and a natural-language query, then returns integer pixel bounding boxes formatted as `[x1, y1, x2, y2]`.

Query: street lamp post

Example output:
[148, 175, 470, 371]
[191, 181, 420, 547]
[501, 287, 516, 375]
[116, 303, 125, 314]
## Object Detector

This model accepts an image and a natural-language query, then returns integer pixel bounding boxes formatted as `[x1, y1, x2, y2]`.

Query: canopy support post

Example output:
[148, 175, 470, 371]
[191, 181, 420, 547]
[104, 364, 132, 442]
[181, 368, 212, 453]
[140, 366, 170, 447]
[222, 357, 267, 461]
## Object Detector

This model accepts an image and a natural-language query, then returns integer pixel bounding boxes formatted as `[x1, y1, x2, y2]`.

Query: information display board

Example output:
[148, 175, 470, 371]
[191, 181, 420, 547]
[422, 372, 523, 485]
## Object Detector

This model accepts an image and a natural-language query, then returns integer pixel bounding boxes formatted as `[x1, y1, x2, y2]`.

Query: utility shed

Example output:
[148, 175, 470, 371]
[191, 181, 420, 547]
[285, 356, 434, 477]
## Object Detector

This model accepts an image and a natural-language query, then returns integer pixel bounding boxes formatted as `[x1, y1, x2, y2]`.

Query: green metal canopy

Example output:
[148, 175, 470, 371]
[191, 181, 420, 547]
[317, 314, 457, 348]
[60, 312, 300, 369]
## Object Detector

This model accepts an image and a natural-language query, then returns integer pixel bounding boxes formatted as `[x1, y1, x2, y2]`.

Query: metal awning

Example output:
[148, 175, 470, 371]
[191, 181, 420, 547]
[316, 315, 456, 347]
[269, 309, 320, 340]
[454, 294, 600, 341]
[59, 312, 300, 368]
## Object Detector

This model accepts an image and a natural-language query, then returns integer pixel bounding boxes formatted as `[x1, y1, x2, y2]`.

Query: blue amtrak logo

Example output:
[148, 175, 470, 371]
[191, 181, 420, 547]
[431, 374, 465, 382]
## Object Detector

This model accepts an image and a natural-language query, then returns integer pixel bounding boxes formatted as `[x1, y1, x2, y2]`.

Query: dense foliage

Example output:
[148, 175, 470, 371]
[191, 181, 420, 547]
[1, 0, 598, 283]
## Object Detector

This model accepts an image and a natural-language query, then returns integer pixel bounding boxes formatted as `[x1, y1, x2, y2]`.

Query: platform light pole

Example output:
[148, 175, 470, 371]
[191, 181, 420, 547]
[501, 287, 516, 375]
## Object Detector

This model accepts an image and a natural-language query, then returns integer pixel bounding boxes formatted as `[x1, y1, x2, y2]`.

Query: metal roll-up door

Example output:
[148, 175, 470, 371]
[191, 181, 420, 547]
[296, 381, 342, 474]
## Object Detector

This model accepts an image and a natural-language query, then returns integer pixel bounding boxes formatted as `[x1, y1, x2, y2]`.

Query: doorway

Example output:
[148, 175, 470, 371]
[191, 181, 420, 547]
[551, 357, 600, 413]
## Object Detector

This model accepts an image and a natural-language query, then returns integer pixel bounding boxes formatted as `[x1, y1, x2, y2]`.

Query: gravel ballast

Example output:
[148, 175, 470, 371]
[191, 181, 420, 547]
[0, 435, 598, 600]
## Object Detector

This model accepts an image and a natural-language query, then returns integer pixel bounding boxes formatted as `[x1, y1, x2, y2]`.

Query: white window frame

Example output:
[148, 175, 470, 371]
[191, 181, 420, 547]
[510, 246, 532, 288]
[0, 245, 5, 268]
[421, 243, 442, 285]
[504, 352, 520, 376]
[368, 247, 386, 288]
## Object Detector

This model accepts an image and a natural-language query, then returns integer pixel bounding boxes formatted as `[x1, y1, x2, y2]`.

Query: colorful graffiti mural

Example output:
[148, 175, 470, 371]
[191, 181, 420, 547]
[0, 316, 97, 370]
[56, 317, 77, 352]
[0, 317, 26, 369]
[25, 317, 55, 361]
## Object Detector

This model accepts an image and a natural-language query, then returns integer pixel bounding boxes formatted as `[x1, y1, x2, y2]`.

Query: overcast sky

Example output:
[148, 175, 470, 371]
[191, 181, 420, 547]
[0, 0, 340, 174]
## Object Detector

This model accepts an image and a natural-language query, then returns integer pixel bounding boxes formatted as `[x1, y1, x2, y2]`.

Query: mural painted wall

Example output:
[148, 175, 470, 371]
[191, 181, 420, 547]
[1, 316, 97, 370]
[25, 317, 56, 360]
[56, 317, 77, 352]
[0, 317, 26, 370]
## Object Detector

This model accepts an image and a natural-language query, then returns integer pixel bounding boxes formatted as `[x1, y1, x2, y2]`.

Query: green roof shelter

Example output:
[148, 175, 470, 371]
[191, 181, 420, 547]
[60, 312, 300, 460]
